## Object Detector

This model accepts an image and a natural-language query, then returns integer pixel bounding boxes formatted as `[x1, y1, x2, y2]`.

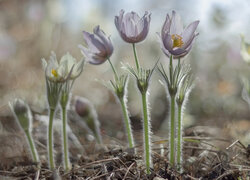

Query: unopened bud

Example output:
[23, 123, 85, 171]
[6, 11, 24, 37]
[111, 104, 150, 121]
[9, 99, 31, 131]
[75, 97, 90, 117]
[74, 96, 102, 144]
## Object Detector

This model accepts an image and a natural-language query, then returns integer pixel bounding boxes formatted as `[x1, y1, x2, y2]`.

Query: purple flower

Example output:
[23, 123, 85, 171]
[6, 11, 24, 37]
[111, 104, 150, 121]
[160, 11, 199, 58]
[79, 26, 113, 65]
[115, 10, 151, 43]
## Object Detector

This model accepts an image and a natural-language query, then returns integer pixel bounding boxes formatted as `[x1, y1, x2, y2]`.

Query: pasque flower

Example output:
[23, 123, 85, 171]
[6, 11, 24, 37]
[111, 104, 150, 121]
[160, 11, 199, 58]
[79, 25, 113, 65]
[115, 10, 151, 43]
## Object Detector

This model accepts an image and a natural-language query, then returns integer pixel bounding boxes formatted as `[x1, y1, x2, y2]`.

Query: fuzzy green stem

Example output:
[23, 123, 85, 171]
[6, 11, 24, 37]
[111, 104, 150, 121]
[25, 130, 39, 163]
[48, 108, 55, 170]
[177, 104, 182, 170]
[62, 107, 70, 171]
[132, 43, 140, 71]
[108, 58, 118, 81]
[141, 92, 151, 174]
[170, 95, 176, 167]
[119, 97, 134, 148]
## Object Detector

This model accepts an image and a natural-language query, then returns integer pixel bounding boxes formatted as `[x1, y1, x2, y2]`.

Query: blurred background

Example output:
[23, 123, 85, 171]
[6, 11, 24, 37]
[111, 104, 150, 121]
[0, 0, 249, 145]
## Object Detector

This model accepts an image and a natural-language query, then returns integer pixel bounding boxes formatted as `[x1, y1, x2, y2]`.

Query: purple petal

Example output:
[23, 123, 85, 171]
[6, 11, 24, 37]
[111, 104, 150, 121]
[93, 26, 113, 56]
[82, 31, 105, 53]
[135, 12, 151, 42]
[114, 9, 124, 31]
[131, 11, 140, 23]
[182, 33, 198, 50]
[168, 48, 187, 56]
[161, 13, 171, 39]
[87, 54, 107, 65]
[162, 34, 173, 51]
[170, 11, 183, 35]
[182, 20, 199, 44]
[124, 12, 138, 37]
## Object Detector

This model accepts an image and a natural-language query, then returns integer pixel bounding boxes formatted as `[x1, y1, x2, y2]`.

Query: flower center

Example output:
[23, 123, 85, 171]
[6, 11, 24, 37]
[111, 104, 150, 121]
[171, 34, 184, 48]
[51, 69, 58, 77]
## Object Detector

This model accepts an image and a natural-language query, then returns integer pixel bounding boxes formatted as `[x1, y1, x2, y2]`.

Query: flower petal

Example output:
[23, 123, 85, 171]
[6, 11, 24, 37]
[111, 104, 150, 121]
[162, 33, 173, 51]
[93, 26, 113, 56]
[182, 20, 199, 44]
[82, 31, 106, 53]
[168, 48, 187, 56]
[161, 13, 171, 39]
[170, 11, 183, 35]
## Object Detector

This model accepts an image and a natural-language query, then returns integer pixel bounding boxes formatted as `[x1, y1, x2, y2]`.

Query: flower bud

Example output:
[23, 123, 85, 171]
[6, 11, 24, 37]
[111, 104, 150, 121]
[74, 96, 102, 144]
[9, 99, 31, 131]
[74, 97, 90, 117]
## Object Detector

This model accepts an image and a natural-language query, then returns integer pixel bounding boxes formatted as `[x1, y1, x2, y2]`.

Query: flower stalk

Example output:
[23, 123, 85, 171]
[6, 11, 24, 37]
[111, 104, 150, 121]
[141, 91, 151, 174]
[48, 108, 56, 170]
[170, 95, 176, 166]
[108, 58, 135, 148]
[60, 89, 71, 171]
[125, 43, 157, 174]
[132, 43, 140, 71]
[176, 70, 194, 171]
[25, 130, 39, 163]
[176, 103, 182, 169]
[158, 56, 185, 168]
[119, 96, 134, 148]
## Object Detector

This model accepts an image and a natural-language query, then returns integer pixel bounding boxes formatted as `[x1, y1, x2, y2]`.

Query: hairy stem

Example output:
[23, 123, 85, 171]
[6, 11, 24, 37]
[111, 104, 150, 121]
[62, 107, 70, 171]
[48, 108, 55, 170]
[141, 92, 151, 174]
[170, 95, 176, 167]
[132, 43, 140, 71]
[108, 58, 118, 81]
[177, 104, 182, 170]
[119, 97, 134, 148]
[25, 130, 39, 163]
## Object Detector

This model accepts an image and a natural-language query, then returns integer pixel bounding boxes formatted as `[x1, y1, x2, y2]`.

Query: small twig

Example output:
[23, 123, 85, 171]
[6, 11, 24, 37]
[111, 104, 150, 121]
[226, 140, 239, 150]
[185, 174, 199, 180]
[123, 162, 135, 180]
[91, 168, 127, 180]
[34, 169, 40, 180]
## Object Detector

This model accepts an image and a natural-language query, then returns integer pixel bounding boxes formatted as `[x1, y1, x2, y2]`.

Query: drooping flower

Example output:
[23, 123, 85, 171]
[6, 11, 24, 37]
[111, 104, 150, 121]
[115, 10, 151, 44]
[240, 35, 250, 64]
[160, 11, 199, 58]
[79, 26, 113, 65]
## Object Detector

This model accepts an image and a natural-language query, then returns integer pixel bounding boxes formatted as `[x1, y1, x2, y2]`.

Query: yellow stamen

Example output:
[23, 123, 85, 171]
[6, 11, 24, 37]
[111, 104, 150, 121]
[51, 69, 58, 77]
[171, 34, 184, 48]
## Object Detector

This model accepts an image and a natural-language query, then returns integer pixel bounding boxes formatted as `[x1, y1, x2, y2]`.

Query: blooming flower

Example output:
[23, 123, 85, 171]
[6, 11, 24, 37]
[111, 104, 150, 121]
[42, 52, 84, 82]
[42, 52, 69, 83]
[160, 11, 199, 58]
[115, 10, 151, 43]
[60, 52, 84, 80]
[240, 35, 250, 64]
[79, 26, 113, 65]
